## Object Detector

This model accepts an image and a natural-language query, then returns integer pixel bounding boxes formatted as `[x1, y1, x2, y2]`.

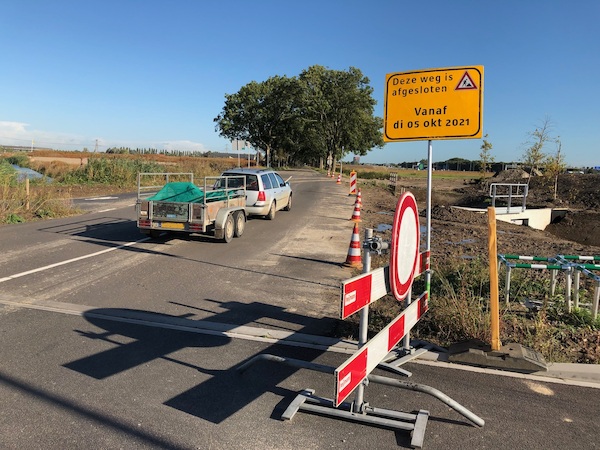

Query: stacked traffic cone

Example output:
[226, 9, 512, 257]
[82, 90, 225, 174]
[344, 222, 363, 269]
[336, 174, 341, 184]
[349, 198, 362, 222]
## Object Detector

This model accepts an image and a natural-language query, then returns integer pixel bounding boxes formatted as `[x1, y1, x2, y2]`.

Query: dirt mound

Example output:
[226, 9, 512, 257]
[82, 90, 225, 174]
[429, 205, 488, 226]
[357, 173, 600, 363]
[546, 210, 600, 247]
[492, 168, 529, 182]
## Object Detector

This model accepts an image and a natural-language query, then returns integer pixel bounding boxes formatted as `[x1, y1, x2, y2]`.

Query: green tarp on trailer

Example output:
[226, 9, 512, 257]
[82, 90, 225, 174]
[148, 182, 241, 203]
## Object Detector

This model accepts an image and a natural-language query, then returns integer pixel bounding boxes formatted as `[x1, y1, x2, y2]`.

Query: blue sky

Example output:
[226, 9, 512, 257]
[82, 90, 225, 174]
[1, 0, 598, 167]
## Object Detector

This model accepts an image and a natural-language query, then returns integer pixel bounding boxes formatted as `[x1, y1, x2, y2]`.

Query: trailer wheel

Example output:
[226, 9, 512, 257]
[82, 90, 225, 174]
[222, 213, 235, 243]
[233, 211, 245, 237]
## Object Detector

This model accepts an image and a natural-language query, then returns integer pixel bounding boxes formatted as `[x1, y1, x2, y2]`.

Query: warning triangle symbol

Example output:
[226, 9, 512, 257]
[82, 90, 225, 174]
[455, 71, 477, 90]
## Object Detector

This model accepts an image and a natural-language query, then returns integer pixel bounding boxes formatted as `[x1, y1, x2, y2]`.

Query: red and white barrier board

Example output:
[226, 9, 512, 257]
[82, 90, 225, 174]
[341, 266, 389, 319]
[335, 291, 429, 406]
[340, 251, 429, 320]
[349, 171, 357, 195]
[336, 192, 431, 407]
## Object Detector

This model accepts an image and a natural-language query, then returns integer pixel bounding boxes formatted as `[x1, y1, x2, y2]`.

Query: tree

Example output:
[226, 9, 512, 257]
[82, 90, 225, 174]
[214, 75, 303, 167]
[544, 137, 566, 200]
[298, 65, 384, 167]
[214, 66, 384, 168]
[522, 116, 555, 186]
[479, 134, 494, 175]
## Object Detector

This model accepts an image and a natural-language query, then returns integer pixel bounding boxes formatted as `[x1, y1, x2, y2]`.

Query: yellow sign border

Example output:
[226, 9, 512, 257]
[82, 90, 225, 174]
[384, 66, 484, 142]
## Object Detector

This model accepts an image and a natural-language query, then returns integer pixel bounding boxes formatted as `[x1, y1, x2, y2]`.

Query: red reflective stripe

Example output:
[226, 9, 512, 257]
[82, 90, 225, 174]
[335, 347, 368, 406]
[387, 315, 405, 352]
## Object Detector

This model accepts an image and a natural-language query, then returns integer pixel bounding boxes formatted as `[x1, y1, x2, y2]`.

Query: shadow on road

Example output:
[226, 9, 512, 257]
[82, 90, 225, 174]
[64, 302, 341, 425]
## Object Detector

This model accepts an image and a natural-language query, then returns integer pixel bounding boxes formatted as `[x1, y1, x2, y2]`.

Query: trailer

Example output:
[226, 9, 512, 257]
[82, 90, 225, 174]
[136, 172, 247, 243]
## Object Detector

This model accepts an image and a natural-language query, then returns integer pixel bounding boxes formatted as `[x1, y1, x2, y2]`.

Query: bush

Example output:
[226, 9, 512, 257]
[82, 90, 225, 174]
[5, 153, 30, 168]
[414, 259, 491, 345]
[0, 159, 17, 184]
[4, 213, 25, 224]
[59, 158, 164, 186]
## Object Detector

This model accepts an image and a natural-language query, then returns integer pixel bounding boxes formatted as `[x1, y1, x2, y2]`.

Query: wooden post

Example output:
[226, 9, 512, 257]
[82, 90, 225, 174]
[487, 207, 501, 351]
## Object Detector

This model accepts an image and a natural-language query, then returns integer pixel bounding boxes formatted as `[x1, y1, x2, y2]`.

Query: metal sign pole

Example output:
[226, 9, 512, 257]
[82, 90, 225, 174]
[353, 227, 373, 412]
[426, 140, 433, 297]
[403, 140, 432, 354]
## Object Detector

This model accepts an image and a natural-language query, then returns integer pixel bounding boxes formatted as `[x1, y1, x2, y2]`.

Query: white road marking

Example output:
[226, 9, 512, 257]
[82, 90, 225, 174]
[0, 297, 597, 390]
[84, 196, 118, 200]
[0, 238, 149, 283]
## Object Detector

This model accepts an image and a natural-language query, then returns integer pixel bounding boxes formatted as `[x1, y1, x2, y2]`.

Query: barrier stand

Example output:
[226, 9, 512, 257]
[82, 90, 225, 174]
[556, 255, 600, 319]
[499, 254, 600, 317]
[498, 255, 570, 306]
[238, 228, 484, 449]
[572, 266, 600, 319]
[238, 194, 484, 448]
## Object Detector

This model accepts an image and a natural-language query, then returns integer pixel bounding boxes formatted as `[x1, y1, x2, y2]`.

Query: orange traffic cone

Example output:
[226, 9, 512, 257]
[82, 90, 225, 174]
[356, 189, 362, 206]
[327, 170, 330, 177]
[349, 199, 362, 222]
[336, 174, 341, 184]
[344, 223, 363, 269]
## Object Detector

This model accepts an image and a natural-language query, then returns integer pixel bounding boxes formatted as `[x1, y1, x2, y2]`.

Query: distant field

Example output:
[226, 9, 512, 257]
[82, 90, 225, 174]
[343, 163, 486, 180]
[30, 156, 88, 166]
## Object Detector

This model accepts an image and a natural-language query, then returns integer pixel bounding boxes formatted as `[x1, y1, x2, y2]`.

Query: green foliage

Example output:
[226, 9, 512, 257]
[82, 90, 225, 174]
[214, 65, 384, 167]
[408, 258, 599, 363]
[479, 134, 494, 179]
[350, 170, 389, 180]
[0, 159, 17, 184]
[5, 153, 30, 168]
[544, 138, 566, 200]
[4, 213, 25, 224]
[34, 208, 55, 219]
[415, 259, 491, 344]
[522, 116, 558, 185]
[59, 158, 163, 186]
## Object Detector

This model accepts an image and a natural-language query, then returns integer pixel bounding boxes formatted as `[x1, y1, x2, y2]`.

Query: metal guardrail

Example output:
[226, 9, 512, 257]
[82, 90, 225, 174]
[498, 254, 600, 319]
[489, 183, 528, 213]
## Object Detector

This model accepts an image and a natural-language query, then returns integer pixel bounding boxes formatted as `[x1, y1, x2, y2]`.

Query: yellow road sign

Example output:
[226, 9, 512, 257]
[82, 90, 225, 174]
[384, 66, 484, 142]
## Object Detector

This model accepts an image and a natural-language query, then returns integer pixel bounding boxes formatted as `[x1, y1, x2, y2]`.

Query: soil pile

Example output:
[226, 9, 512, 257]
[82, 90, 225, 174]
[357, 172, 600, 363]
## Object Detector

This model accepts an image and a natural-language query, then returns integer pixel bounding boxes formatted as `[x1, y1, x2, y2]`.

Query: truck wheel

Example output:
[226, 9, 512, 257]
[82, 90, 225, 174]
[222, 213, 235, 243]
[233, 210, 245, 237]
[266, 201, 276, 220]
[149, 230, 162, 239]
[283, 194, 292, 211]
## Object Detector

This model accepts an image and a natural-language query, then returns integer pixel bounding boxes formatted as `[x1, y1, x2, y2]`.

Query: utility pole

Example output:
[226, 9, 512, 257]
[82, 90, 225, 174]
[94, 139, 98, 153]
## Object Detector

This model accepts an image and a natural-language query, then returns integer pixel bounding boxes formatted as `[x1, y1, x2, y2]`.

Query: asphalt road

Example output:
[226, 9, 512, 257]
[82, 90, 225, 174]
[0, 170, 598, 449]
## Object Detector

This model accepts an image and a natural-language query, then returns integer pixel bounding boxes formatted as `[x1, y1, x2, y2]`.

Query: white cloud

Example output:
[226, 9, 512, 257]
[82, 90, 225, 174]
[160, 140, 208, 152]
[0, 121, 29, 134]
[0, 121, 210, 153]
[0, 121, 87, 149]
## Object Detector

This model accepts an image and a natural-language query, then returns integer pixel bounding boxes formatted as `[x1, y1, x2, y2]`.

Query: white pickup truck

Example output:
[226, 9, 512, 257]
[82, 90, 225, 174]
[136, 172, 247, 243]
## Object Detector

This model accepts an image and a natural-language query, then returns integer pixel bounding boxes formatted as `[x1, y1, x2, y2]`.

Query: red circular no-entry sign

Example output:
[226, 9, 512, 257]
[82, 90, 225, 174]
[389, 192, 420, 301]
